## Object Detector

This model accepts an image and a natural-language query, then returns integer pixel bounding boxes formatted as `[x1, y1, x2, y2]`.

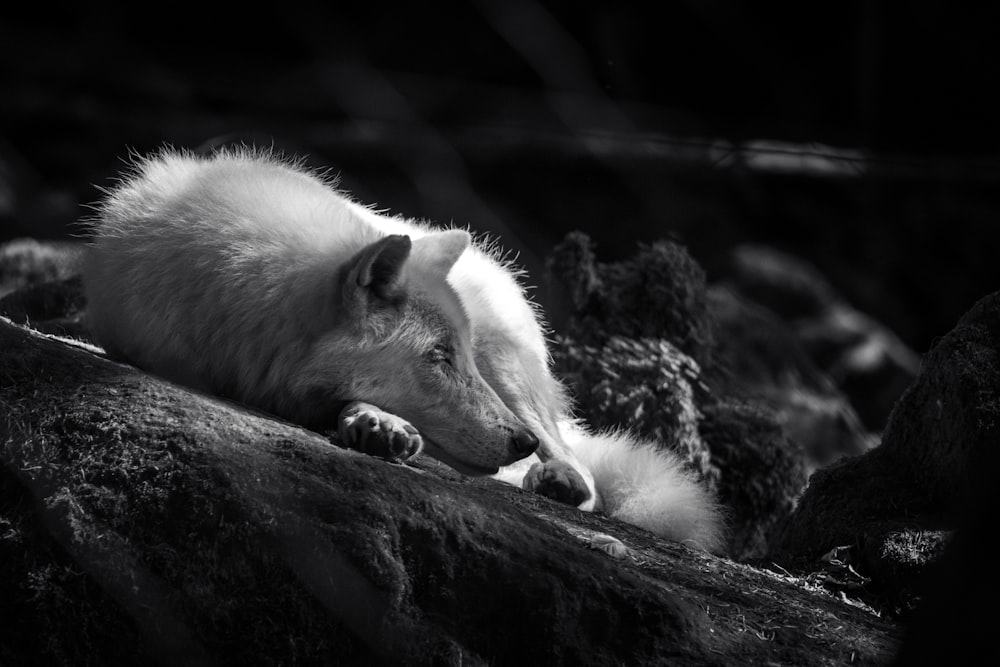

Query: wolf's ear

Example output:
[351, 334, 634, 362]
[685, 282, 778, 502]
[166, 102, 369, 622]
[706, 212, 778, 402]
[410, 229, 471, 277]
[343, 234, 412, 307]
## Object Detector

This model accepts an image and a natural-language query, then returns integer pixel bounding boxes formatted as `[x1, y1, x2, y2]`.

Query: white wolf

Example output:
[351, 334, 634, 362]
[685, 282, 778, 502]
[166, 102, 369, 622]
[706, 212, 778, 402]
[83, 148, 723, 552]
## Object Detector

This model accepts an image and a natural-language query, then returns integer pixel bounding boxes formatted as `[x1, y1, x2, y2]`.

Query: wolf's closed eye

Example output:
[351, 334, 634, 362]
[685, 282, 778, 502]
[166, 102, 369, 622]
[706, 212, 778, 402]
[426, 343, 454, 366]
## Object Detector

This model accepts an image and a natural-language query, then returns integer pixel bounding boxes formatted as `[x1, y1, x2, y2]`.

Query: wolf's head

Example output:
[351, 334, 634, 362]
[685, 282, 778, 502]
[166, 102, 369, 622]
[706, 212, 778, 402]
[309, 229, 538, 474]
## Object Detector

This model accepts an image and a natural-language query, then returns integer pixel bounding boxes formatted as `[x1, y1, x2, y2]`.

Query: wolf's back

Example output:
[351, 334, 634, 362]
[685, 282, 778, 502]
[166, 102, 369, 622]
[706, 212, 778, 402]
[83, 149, 372, 405]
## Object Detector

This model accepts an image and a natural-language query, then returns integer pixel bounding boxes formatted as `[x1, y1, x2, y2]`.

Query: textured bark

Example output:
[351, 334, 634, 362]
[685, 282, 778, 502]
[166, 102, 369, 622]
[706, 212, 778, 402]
[0, 318, 899, 665]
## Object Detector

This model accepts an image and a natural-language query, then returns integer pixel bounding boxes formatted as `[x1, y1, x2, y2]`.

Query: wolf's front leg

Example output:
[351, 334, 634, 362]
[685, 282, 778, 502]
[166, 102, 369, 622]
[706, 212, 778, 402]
[337, 401, 423, 463]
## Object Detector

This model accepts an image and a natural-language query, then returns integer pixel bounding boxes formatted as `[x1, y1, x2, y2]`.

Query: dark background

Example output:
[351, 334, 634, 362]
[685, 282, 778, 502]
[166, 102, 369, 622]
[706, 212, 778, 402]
[2, 2, 998, 352]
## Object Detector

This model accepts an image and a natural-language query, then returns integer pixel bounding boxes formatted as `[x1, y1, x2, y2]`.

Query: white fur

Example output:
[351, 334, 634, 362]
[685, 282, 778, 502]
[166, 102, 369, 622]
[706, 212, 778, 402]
[563, 424, 724, 553]
[83, 147, 723, 552]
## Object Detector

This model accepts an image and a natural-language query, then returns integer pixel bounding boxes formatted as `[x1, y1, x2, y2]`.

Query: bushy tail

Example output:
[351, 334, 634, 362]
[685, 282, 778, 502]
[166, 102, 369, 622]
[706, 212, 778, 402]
[561, 422, 725, 553]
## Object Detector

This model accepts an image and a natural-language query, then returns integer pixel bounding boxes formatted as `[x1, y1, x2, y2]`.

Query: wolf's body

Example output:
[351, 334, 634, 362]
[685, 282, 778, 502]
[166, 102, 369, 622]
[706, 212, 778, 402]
[83, 148, 722, 552]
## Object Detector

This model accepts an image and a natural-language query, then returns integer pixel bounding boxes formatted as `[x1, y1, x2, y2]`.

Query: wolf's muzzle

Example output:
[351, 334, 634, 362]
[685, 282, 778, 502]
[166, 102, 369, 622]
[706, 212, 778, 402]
[510, 429, 539, 455]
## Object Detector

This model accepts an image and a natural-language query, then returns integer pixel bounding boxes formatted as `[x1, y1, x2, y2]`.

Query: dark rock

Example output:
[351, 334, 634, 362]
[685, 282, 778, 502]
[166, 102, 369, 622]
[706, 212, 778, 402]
[773, 450, 948, 619]
[894, 435, 1000, 665]
[0, 274, 88, 339]
[776, 291, 1000, 618]
[0, 317, 901, 665]
[878, 292, 1000, 507]
[776, 450, 937, 563]
[859, 529, 950, 613]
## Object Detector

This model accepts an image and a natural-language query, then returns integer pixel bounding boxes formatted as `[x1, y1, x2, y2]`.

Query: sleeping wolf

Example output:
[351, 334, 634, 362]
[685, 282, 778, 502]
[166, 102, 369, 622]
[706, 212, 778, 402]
[83, 148, 722, 552]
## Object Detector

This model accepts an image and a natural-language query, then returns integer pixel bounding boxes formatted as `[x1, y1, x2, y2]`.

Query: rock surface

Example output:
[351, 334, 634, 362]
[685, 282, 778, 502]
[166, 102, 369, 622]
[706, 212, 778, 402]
[0, 273, 87, 338]
[776, 291, 1000, 617]
[0, 315, 902, 665]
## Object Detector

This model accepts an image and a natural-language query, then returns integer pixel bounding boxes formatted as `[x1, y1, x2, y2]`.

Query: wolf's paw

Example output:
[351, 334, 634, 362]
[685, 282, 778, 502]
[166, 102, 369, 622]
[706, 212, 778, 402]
[523, 459, 592, 507]
[337, 402, 423, 463]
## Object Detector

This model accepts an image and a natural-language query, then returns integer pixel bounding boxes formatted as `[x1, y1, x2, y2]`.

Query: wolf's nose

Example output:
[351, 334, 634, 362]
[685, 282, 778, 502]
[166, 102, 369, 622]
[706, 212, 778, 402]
[511, 429, 539, 454]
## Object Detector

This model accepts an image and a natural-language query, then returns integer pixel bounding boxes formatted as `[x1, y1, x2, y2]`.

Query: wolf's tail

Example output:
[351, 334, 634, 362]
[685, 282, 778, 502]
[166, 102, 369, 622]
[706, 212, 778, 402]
[561, 422, 725, 553]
